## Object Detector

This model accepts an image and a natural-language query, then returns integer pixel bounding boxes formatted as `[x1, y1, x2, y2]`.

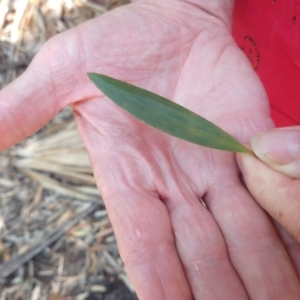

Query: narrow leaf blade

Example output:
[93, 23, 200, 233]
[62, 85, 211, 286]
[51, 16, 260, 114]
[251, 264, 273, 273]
[88, 73, 250, 153]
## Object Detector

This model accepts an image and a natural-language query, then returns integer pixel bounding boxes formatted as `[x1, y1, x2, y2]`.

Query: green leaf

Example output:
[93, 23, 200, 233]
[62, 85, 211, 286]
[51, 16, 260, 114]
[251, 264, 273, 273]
[88, 73, 250, 153]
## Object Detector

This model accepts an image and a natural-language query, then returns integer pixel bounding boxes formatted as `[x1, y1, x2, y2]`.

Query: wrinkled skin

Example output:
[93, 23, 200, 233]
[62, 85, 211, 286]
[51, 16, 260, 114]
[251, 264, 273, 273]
[237, 126, 300, 256]
[1, 1, 300, 299]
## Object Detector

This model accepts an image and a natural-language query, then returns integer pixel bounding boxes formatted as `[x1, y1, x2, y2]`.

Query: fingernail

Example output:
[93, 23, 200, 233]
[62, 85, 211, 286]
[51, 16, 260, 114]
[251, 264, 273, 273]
[251, 130, 300, 165]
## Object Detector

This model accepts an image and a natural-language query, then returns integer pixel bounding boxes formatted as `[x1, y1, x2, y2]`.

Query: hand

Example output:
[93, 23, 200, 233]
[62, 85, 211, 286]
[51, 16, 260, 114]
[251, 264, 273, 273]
[237, 127, 300, 244]
[1, 0, 300, 299]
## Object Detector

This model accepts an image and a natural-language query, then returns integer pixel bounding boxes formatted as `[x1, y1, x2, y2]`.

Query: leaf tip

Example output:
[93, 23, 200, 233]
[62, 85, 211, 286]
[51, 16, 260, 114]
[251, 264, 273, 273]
[238, 145, 252, 154]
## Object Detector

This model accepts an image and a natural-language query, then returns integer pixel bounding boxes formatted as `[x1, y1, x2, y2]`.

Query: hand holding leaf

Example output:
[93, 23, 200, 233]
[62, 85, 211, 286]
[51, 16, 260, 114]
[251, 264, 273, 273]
[1, 1, 298, 298]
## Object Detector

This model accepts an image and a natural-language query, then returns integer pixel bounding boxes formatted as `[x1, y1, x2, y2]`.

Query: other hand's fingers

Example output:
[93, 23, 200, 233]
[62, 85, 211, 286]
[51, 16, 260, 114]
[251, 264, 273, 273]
[250, 127, 300, 178]
[237, 152, 300, 244]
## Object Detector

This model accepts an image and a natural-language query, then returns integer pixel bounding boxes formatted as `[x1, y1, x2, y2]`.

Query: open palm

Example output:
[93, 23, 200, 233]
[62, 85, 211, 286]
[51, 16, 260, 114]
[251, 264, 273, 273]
[1, 1, 300, 299]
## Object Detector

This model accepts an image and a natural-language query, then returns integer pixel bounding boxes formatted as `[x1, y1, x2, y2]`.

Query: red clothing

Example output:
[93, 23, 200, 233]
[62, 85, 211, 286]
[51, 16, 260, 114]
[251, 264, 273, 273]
[233, 0, 300, 127]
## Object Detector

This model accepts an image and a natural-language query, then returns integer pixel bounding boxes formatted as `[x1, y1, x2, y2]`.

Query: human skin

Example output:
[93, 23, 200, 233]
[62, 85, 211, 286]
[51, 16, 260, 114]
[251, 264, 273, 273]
[237, 127, 300, 257]
[1, 0, 300, 298]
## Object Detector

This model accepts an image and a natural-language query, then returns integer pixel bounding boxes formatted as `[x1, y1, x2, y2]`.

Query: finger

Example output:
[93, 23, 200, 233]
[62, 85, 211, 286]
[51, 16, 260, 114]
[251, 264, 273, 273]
[106, 191, 192, 300]
[205, 174, 300, 299]
[163, 190, 249, 299]
[273, 221, 300, 280]
[237, 152, 300, 245]
[0, 32, 81, 150]
[251, 127, 300, 178]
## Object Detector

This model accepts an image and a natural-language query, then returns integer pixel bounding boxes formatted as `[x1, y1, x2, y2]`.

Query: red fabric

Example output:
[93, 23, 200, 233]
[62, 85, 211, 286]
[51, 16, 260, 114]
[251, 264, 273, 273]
[232, 0, 300, 127]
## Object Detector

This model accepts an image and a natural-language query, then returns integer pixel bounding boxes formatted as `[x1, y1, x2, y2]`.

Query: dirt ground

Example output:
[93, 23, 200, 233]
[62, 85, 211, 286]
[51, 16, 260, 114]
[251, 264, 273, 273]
[0, 1, 138, 299]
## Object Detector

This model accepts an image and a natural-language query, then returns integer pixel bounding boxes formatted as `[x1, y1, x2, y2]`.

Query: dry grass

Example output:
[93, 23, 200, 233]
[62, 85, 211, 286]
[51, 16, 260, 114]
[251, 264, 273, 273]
[0, 1, 136, 299]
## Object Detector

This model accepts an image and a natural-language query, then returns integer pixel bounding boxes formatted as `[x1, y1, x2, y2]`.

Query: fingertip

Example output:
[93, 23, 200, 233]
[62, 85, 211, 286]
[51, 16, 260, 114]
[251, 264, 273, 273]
[251, 128, 300, 165]
[0, 73, 60, 149]
[0, 36, 79, 149]
[250, 129, 300, 178]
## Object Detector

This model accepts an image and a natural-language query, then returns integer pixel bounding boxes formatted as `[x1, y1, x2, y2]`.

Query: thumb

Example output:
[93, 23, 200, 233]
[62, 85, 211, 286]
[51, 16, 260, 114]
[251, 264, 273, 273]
[0, 34, 82, 151]
[250, 127, 300, 178]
